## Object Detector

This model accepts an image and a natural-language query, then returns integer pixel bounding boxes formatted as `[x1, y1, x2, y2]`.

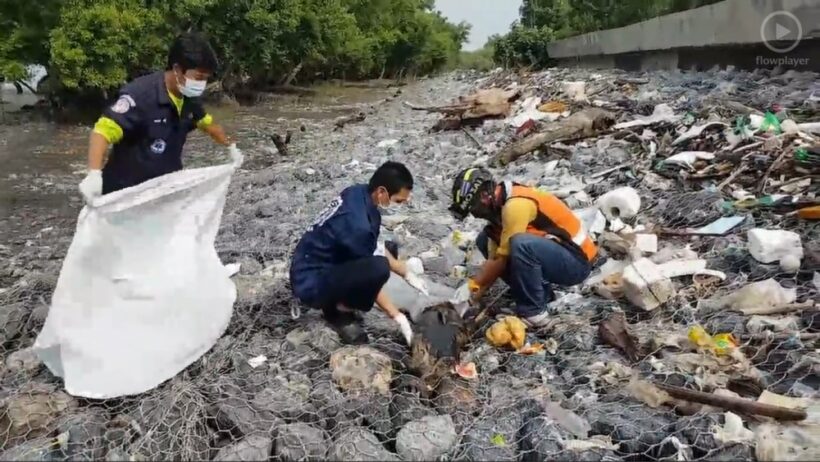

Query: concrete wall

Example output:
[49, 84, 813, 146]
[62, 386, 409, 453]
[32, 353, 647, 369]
[548, 0, 820, 66]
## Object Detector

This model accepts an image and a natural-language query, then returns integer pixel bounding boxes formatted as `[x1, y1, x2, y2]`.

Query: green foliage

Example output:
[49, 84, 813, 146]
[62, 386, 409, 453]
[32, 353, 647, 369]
[492, 26, 556, 69]
[518, 0, 723, 39]
[0, 0, 61, 81]
[0, 0, 467, 95]
[453, 46, 496, 72]
[495, 0, 725, 69]
[49, 0, 166, 90]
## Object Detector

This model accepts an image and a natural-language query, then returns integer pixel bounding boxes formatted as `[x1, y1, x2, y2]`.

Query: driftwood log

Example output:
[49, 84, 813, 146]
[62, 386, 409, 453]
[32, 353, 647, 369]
[270, 131, 292, 156]
[491, 108, 615, 166]
[334, 112, 366, 131]
[654, 382, 808, 421]
[403, 101, 473, 115]
[407, 88, 521, 132]
[334, 80, 406, 89]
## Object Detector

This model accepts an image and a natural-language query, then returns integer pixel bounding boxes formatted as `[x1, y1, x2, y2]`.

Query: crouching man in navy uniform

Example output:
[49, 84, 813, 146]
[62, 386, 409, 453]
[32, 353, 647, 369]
[79, 32, 234, 200]
[290, 162, 428, 345]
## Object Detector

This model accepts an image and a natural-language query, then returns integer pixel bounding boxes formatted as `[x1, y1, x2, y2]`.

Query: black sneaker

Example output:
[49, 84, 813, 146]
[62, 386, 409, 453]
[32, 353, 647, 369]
[334, 321, 369, 345]
[323, 306, 369, 345]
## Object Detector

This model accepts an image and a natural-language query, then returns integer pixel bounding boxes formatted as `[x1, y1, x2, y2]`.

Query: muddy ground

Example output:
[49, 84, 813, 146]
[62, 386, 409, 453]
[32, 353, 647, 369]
[0, 69, 818, 461]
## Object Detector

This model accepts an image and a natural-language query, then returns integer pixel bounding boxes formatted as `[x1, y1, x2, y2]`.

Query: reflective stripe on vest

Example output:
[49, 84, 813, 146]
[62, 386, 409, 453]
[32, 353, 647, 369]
[503, 182, 597, 261]
[572, 224, 588, 247]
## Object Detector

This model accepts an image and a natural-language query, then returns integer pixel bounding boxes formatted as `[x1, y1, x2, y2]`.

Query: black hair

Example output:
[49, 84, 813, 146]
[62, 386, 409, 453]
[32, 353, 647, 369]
[167, 32, 219, 73]
[368, 161, 414, 195]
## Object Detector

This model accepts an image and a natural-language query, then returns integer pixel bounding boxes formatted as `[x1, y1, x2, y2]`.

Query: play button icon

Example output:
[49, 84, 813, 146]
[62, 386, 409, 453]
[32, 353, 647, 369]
[761, 11, 803, 53]
[775, 23, 792, 40]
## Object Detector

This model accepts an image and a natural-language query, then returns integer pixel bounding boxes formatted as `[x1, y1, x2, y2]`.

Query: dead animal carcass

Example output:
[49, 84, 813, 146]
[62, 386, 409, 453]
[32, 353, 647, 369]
[408, 302, 469, 388]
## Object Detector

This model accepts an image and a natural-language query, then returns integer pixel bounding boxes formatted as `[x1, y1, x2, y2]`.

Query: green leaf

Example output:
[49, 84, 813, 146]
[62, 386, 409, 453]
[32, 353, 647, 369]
[491, 434, 506, 447]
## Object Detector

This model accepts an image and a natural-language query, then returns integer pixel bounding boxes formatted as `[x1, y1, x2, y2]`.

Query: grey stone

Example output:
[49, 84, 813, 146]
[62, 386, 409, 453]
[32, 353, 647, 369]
[252, 373, 312, 421]
[128, 390, 211, 460]
[209, 397, 284, 438]
[586, 401, 675, 456]
[441, 246, 467, 268]
[340, 392, 392, 440]
[329, 427, 400, 461]
[389, 393, 434, 431]
[504, 354, 557, 380]
[421, 256, 451, 275]
[562, 448, 620, 461]
[56, 409, 108, 460]
[255, 200, 279, 218]
[458, 411, 523, 462]
[233, 274, 277, 307]
[519, 415, 568, 462]
[396, 414, 458, 461]
[5, 347, 42, 374]
[0, 437, 60, 461]
[700, 443, 754, 461]
[274, 423, 329, 461]
[703, 312, 747, 336]
[213, 436, 273, 461]
[279, 343, 324, 375]
[673, 413, 722, 454]
[286, 324, 341, 357]
[238, 258, 264, 275]
[0, 302, 27, 344]
[329, 346, 393, 396]
[0, 389, 76, 443]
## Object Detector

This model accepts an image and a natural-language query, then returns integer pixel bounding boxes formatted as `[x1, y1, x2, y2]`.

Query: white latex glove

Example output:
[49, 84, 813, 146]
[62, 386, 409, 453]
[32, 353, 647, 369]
[79, 170, 103, 203]
[404, 272, 429, 296]
[394, 313, 413, 345]
[229, 143, 243, 168]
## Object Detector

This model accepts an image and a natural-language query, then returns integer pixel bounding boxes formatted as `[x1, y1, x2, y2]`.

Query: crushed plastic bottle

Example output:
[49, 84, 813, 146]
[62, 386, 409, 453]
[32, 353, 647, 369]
[688, 325, 738, 356]
[760, 112, 783, 134]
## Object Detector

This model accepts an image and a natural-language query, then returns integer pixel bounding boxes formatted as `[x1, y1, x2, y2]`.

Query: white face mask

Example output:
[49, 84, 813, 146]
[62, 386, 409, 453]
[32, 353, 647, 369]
[177, 73, 207, 98]
[377, 191, 398, 212]
[378, 198, 395, 212]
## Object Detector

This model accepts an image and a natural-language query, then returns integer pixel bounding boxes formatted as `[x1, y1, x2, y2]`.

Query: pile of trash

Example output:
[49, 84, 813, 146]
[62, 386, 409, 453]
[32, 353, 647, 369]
[0, 65, 818, 461]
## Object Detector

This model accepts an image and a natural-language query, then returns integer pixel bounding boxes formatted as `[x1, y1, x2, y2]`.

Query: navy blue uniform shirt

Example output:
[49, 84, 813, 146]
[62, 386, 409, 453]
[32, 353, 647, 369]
[101, 71, 206, 194]
[290, 184, 381, 305]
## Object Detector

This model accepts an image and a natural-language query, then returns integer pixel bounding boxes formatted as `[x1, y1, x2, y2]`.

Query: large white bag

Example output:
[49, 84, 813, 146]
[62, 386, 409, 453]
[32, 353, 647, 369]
[34, 163, 237, 399]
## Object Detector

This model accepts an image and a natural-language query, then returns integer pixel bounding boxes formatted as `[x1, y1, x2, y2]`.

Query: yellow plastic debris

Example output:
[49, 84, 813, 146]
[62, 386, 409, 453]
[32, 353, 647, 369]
[518, 343, 544, 355]
[538, 100, 568, 114]
[687, 325, 712, 348]
[486, 316, 527, 350]
[687, 325, 738, 356]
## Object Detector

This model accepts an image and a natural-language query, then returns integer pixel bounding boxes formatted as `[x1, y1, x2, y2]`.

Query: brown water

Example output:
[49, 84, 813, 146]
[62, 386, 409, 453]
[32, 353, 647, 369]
[0, 84, 394, 245]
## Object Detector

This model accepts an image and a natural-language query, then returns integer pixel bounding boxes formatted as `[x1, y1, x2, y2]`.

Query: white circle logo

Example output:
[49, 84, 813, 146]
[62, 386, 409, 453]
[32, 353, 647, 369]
[150, 139, 166, 154]
[761, 11, 803, 54]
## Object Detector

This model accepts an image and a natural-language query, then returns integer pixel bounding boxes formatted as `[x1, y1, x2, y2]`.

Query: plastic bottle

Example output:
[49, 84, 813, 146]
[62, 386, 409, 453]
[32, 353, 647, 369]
[688, 325, 737, 356]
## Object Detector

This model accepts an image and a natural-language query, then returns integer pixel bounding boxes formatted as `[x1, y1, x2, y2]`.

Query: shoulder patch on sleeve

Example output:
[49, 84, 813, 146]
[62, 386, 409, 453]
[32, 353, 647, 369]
[111, 95, 136, 114]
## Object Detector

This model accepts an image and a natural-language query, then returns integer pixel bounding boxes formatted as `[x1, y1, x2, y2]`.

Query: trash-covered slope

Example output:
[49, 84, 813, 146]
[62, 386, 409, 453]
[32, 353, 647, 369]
[0, 67, 818, 461]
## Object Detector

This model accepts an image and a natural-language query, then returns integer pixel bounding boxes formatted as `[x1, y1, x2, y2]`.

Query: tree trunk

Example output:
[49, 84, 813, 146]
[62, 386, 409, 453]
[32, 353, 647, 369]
[491, 108, 616, 166]
[282, 61, 304, 87]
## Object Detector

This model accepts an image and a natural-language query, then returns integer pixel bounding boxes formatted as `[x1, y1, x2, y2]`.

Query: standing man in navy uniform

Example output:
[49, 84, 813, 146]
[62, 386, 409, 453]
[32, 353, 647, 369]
[79, 32, 236, 200]
[290, 161, 428, 345]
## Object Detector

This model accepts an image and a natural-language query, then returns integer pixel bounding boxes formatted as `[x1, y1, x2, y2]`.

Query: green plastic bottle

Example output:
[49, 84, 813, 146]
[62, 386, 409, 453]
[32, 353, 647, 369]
[760, 112, 782, 134]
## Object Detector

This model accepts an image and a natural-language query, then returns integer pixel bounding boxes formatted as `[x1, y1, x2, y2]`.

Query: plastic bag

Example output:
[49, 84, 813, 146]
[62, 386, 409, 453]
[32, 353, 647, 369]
[34, 163, 238, 399]
[383, 273, 456, 322]
[376, 241, 463, 321]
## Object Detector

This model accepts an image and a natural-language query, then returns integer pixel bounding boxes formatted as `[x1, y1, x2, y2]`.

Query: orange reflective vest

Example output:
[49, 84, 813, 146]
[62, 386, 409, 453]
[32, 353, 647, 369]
[501, 182, 598, 262]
